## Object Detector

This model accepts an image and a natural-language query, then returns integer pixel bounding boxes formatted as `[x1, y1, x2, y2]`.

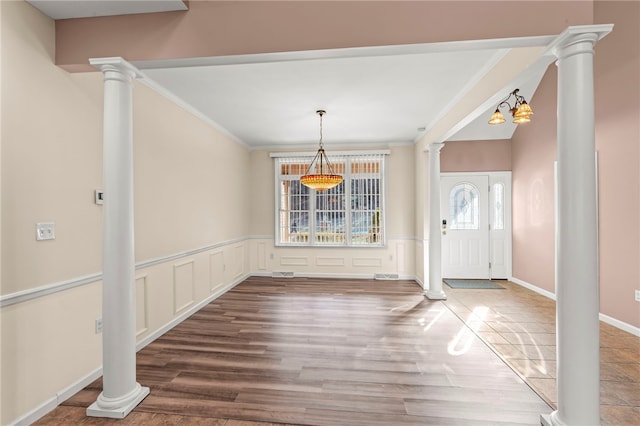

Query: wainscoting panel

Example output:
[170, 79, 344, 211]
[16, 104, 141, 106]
[397, 243, 406, 273]
[257, 242, 267, 270]
[209, 251, 225, 292]
[249, 238, 417, 279]
[280, 256, 309, 266]
[316, 257, 345, 267]
[234, 245, 244, 279]
[352, 257, 382, 267]
[173, 260, 195, 314]
[135, 275, 149, 337]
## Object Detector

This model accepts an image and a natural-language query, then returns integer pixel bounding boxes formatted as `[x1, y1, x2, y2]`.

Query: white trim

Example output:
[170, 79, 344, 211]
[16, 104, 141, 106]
[509, 276, 640, 338]
[0, 273, 103, 308]
[510, 276, 557, 300]
[0, 237, 248, 307]
[0, 235, 420, 307]
[542, 24, 613, 58]
[599, 313, 640, 338]
[134, 35, 556, 70]
[269, 149, 391, 158]
[11, 367, 103, 426]
[252, 271, 417, 282]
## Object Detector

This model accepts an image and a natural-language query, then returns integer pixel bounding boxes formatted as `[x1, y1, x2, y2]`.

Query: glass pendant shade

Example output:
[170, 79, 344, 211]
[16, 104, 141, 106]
[301, 110, 343, 191]
[512, 114, 531, 124]
[514, 101, 534, 118]
[488, 108, 506, 125]
[300, 172, 343, 191]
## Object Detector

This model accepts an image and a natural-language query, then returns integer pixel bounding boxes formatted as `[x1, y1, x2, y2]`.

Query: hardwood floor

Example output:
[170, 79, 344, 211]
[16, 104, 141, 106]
[442, 281, 640, 425]
[35, 277, 638, 425]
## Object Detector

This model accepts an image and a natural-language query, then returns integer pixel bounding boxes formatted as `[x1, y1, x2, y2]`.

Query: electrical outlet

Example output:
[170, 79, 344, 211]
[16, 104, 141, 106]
[95, 318, 103, 334]
[635, 290, 640, 302]
[36, 222, 55, 241]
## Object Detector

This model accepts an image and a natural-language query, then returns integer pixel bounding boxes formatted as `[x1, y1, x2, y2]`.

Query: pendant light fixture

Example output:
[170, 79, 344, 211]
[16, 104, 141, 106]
[300, 110, 343, 191]
[488, 88, 534, 125]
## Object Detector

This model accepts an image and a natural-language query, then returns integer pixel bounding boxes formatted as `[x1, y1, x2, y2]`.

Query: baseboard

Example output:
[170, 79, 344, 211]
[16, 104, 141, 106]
[11, 367, 103, 426]
[374, 273, 399, 280]
[509, 276, 556, 300]
[510, 276, 640, 337]
[599, 313, 640, 337]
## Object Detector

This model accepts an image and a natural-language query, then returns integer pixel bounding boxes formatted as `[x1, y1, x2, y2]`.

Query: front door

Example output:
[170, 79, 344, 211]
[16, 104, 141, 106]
[440, 175, 490, 279]
[440, 173, 512, 279]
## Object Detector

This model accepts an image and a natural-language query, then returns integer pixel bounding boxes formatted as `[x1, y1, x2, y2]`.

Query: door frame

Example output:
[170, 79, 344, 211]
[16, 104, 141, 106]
[441, 171, 512, 279]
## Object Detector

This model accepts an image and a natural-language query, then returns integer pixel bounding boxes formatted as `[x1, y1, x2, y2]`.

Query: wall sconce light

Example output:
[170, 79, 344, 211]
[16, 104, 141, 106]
[488, 89, 534, 125]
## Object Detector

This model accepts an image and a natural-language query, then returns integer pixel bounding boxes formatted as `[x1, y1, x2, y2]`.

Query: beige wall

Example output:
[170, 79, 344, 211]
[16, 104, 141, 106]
[134, 83, 250, 260]
[1, 4, 104, 294]
[511, 1, 640, 328]
[441, 139, 511, 173]
[0, 2, 251, 423]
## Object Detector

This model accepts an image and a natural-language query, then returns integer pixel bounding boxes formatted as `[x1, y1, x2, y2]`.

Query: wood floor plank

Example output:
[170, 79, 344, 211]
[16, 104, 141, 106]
[38, 277, 556, 425]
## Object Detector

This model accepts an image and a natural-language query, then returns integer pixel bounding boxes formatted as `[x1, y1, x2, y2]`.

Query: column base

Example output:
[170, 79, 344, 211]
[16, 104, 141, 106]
[541, 411, 568, 426]
[87, 384, 150, 419]
[425, 290, 447, 300]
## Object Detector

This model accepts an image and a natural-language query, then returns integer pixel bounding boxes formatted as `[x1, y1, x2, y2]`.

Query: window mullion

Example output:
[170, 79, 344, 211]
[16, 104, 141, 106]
[345, 157, 352, 246]
[310, 187, 316, 246]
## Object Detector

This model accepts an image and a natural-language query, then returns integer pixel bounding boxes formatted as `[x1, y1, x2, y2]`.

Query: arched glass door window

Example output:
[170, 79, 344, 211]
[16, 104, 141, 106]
[492, 182, 505, 230]
[449, 183, 479, 230]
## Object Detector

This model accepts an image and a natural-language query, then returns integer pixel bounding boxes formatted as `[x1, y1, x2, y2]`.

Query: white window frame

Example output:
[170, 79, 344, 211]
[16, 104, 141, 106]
[271, 150, 389, 247]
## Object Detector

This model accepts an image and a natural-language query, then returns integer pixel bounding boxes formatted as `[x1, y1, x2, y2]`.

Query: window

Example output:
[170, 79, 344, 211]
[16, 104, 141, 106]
[449, 183, 479, 230]
[274, 152, 386, 246]
[492, 182, 505, 230]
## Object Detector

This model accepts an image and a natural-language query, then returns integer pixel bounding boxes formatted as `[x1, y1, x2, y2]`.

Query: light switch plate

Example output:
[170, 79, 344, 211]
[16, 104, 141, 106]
[36, 222, 55, 241]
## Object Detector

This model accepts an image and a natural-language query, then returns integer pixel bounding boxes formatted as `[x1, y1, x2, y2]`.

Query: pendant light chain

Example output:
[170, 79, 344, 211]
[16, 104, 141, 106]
[318, 110, 324, 149]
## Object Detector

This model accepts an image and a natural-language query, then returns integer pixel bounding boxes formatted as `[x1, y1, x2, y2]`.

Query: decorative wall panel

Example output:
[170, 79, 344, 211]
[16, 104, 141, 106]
[209, 251, 225, 292]
[257, 242, 267, 270]
[352, 258, 382, 267]
[316, 257, 345, 267]
[173, 260, 195, 314]
[280, 256, 309, 266]
[397, 243, 406, 273]
[135, 275, 148, 336]
[234, 245, 244, 278]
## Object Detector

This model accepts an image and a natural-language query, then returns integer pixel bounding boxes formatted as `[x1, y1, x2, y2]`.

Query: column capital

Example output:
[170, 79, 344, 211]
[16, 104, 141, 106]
[425, 142, 445, 153]
[543, 24, 613, 59]
[90, 57, 142, 80]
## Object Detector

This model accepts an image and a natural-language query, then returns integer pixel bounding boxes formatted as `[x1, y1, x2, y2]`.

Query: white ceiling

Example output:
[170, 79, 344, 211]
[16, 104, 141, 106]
[27, 0, 187, 20]
[29, 1, 553, 149]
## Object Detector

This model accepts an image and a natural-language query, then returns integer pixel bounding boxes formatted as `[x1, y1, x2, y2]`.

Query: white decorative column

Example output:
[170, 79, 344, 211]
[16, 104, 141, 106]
[541, 25, 612, 426]
[87, 57, 149, 419]
[426, 142, 447, 300]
